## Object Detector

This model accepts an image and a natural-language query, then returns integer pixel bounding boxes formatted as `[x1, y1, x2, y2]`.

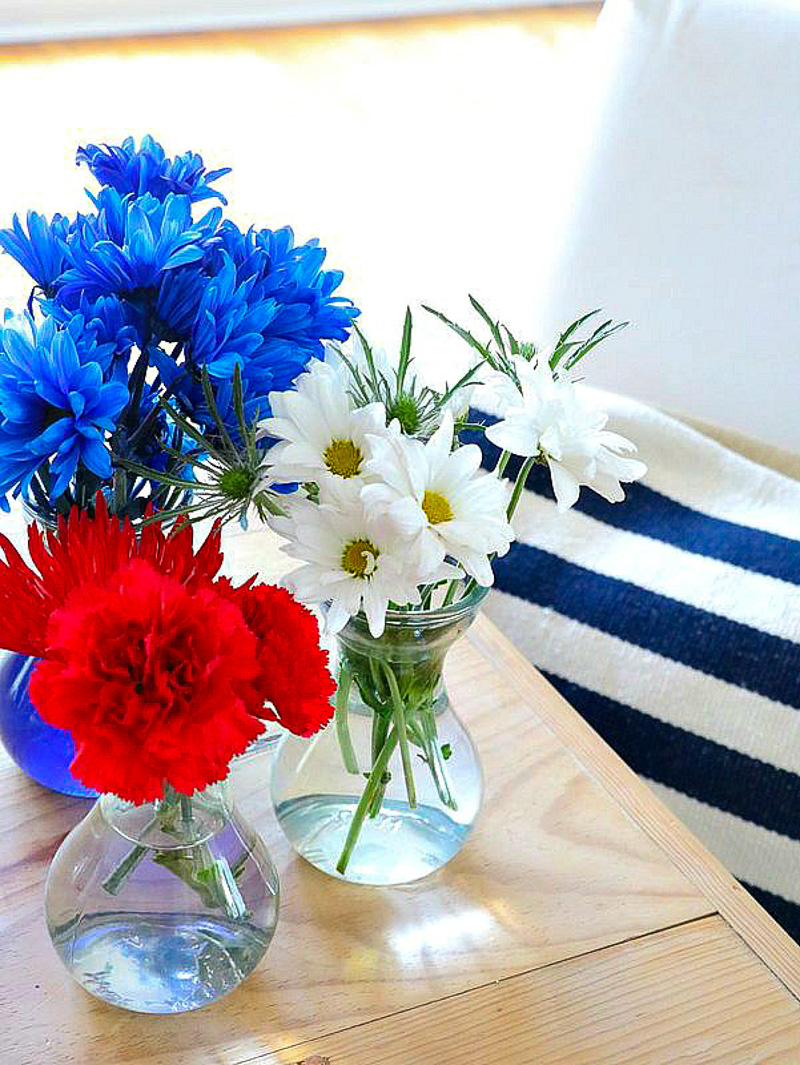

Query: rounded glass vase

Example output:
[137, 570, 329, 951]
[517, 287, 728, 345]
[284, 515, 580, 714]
[45, 780, 279, 1014]
[271, 585, 487, 886]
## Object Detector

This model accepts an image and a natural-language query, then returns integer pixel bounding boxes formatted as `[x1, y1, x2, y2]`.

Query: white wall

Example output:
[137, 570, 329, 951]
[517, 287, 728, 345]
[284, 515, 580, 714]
[0, 0, 592, 44]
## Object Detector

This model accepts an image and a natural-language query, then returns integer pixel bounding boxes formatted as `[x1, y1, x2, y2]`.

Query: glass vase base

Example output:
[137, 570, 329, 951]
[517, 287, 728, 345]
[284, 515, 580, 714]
[50, 912, 272, 1014]
[275, 793, 471, 886]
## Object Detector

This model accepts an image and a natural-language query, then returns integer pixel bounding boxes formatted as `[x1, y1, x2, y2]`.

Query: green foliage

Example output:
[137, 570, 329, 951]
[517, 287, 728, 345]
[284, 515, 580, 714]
[334, 309, 484, 440]
[117, 365, 285, 530]
[424, 295, 628, 386]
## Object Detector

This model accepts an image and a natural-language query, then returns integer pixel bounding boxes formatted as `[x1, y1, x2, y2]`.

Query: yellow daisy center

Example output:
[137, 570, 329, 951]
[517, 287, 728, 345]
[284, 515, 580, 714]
[421, 489, 453, 525]
[341, 538, 380, 579]
[324, 438, 363, 478]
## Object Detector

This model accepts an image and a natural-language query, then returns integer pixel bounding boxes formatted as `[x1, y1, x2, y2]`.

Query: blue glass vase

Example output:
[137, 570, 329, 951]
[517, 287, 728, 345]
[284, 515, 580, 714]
[0, 651, 97, 797]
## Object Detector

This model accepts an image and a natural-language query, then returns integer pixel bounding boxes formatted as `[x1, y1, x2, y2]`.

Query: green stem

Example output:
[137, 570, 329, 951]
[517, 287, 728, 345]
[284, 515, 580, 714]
[101, 836, 154, 896]
[495, 449, 511, 479]
[335, 664, 359, 775]
[506, 455, 536, 523]
[102, 788, 244, 920]
[336, 728, 399, 875]
[372, 705, 390, 766]
[421, 706, 456, 810]
[442, 579, 461, 608]
[382, 662, 417, 809]
[369, 711, 391, 817]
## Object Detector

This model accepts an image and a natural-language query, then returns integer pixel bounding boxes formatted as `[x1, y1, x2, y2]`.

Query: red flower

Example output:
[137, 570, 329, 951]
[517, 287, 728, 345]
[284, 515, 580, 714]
[0, 496, 335, 802]
[0, 494, 222, 658]
[32, 563, 264, 803]
[222, 582, 336, 737]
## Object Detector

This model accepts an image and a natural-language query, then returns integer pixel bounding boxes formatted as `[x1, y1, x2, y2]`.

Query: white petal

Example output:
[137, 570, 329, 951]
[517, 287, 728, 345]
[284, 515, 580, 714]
[486, 416, 541, 458]
[548, 459, 581, 511]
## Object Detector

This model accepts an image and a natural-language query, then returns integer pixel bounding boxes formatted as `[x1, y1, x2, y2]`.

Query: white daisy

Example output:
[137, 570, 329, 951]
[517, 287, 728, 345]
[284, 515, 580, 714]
[262, 359, 387, 486]
[361, 411, 513, 587]
[472, 354, 530, 418]
[275, 480, 444, 637]
[485, 358, 647, 511]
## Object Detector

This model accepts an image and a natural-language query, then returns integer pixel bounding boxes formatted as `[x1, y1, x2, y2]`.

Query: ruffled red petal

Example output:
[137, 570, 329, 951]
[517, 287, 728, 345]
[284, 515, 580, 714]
[0, 495, 334, 801]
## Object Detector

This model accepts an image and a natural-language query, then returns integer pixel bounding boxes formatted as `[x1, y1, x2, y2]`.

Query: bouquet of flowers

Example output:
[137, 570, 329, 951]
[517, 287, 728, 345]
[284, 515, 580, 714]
[0, 135, 358, 522]
[0, 494, 334, 883]
[95, 283, 647, 882]
[263, 300, 646, 878]
[0, 497, 336, 1010]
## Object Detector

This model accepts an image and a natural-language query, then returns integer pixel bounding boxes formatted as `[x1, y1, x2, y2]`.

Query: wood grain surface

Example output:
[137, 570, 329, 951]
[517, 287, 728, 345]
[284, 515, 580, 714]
[1, 617, 712, 1065]
[468, 620, 800, 1003]
[264, 917, 800, 1065]
[3, 516, 800, 1064]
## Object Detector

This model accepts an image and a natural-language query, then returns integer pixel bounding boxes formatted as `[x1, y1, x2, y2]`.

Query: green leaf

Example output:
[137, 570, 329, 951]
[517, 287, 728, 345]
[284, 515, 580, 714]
[550, 309, 605, 369]
[396, 307, 413, 393]
[564, 319, 628, 371]
[159, 398, 224, 459]
[352, 323, 382, 395]
[437, 360, 484, 408]
[468, 294, 507, 358]
[422, 305, 494, 364]
[200, 367, 238, 460]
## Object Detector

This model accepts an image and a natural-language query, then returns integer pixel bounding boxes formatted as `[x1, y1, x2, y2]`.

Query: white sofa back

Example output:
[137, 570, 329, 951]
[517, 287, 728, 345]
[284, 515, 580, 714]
[535, 0, 800, 451]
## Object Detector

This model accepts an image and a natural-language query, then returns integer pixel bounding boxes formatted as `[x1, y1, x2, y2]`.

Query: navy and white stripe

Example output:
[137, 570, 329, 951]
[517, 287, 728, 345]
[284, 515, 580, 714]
[467, 395, 800, 942]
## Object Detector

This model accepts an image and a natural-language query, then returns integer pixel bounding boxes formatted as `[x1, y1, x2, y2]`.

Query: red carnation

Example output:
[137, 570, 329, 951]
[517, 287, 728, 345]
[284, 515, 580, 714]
[0, 494, 223, 658]
[32, 562, 264, 803]
[223, 582, 336, 737]
[0, 496, 335, 802]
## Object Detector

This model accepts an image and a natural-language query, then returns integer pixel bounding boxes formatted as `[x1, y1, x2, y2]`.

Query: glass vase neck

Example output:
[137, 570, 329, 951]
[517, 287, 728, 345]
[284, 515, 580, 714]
[99, 782, 230, 850]
[336, 583, 489, 662]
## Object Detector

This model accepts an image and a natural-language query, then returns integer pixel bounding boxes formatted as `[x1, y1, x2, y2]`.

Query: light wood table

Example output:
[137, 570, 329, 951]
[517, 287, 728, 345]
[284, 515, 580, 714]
[3, 523, 800, 1064]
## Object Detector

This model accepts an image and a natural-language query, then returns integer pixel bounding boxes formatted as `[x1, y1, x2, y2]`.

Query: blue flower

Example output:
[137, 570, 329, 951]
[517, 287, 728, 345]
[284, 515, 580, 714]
[58, 189, 221, 303]
[77, 135, 231, 205]
[0, 313, 129, 503]
[41, 294, 138, 361]
[217, 222, 358, 363]
[150, 223, 358, 434]
[154, 264, 208, 342]
[0, 211, 71, 296]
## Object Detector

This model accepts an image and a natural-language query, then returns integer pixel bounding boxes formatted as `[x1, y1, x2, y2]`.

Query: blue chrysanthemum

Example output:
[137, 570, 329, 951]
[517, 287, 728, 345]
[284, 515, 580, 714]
[0, 313, 129, 504]
[59, 189, 221, 303]
[217, 222, 358, 361]
[151, 222, 358, 434]
[42, 293, 138, 361]
[0, 137, 359, 516]
[0, 211, 71, 297]
[77, 135, 231, 205]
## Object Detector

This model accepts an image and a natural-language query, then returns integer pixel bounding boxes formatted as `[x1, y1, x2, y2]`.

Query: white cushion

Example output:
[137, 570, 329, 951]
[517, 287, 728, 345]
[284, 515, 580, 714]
[534, 0, 800, 452]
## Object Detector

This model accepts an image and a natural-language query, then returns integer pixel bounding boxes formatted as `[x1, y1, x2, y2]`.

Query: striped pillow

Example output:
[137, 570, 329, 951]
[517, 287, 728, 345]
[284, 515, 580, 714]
[466, 397, 800, 941]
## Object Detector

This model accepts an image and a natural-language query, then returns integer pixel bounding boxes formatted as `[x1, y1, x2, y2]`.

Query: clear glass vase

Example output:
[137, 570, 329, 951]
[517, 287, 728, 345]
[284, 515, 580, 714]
[271, 585, 486, 886]
[45, 780, 279, 1013]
